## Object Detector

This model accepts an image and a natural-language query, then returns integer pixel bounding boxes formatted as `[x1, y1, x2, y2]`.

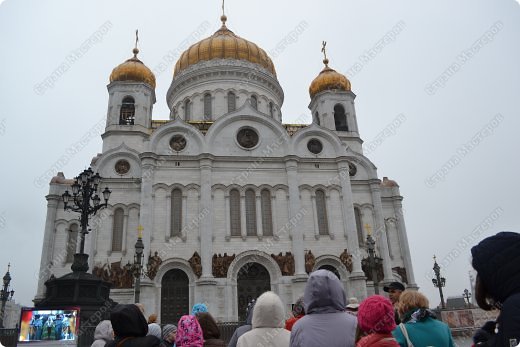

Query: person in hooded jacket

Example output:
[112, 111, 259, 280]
[106, 304, 161, 347]
[471, 231, 520, 347]
[227, 300, 255, 347]
[237, 291, 290, 347]
[285, 297, 305, 331]
[91, 320, 113, 347]
[197, 312, 226, 347]
[290, 269, 357, 347]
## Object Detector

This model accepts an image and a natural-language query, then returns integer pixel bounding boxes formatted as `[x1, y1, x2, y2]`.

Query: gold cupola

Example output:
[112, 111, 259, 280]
[110, 47, 156, 88]
[174, 15, 277, 77]
[309, 43, 351, 99]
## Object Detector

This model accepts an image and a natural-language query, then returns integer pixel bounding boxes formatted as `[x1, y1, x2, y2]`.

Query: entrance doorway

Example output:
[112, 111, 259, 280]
[161, 269, 189, 325]
[237, 263, 271, 321]
[319, 264, 341, 279]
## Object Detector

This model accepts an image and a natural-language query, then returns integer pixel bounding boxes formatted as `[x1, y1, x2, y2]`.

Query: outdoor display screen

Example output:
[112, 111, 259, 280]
[18, 307, 79, 343]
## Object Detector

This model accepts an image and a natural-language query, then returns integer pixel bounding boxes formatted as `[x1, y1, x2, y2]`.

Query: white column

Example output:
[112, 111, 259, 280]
[139, 155, 155, 265]
[123, 212, 129, 254]
[311, 195, 319, 240]
[393, 196, 417, 288]
[165, 194, 171, 241]
[36, 194, 59, 300]
[256, 194, 263, 239]
[182, 194, 188, 241]
[240, 194, 247, 240]
[285, 159, 305, 276]
[225, 195, 231, 240]
[369, 180, 394, 283]
[271, 195, 278, 240]
[199, 157, 214, 278]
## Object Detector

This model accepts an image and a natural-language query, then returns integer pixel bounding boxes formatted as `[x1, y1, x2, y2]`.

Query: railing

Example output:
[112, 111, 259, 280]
[0, 328, 18, 347]
[217, 322, 242, 344]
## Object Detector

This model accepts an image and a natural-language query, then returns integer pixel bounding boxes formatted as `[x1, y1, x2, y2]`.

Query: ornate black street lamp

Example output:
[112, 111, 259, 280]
[366, 230, 382, 294]
[62, 168, 111, 272]
[125, 226, 145, 303]
[432, 255, 446, 309]
[0, 263, 15, 328]
[463, 288, 472, 307]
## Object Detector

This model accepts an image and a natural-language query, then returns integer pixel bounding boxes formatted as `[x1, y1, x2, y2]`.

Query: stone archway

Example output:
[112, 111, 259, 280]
[319, 264, 341, 279]
[161, 269, 189, 325]
[237, 263, 271, 321]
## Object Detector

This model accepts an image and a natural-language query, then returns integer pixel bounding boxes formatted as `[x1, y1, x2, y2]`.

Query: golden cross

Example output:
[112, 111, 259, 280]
[137, 225, 144, 238]
[222, 0, 225, 16]
[135, 29, 139, 50]
[364, 223, 372, 236]
[321, 41, 328, 61]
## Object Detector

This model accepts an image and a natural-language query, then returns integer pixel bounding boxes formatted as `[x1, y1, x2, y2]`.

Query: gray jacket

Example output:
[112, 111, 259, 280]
[228, 302, 255, 347]
[290, 270, 357, 347]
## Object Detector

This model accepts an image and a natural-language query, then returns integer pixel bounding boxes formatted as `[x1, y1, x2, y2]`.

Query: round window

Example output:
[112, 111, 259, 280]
[170, 134, 187, 152]
[307, 139, 323, 154]
[236, 128, 259, 149]
[115, 159, 130, 175]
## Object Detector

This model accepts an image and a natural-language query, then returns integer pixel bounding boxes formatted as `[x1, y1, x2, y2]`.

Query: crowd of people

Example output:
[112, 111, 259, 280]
[90, 232, 520, 347]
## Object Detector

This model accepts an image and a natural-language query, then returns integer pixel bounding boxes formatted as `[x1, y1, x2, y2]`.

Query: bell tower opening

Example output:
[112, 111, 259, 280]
[120, 96, 135, 125]
[334, 104, 348, 131]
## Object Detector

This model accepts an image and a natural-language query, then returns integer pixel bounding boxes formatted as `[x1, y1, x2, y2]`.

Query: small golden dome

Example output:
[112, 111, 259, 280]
[309, 58, 351, 98]
[174, 18, 276, 77]
[110, 48, 156, 88]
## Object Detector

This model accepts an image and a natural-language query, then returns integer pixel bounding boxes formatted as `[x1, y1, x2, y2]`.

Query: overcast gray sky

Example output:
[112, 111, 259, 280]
[0, 0, 519, 308]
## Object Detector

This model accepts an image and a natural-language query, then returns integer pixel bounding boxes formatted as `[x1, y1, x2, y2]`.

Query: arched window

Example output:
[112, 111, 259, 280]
[66, 224, 78, 263]
[315, 112, 320, 126]
[269, 102, 274, 118]
[204, 93, 212, 120]
[334, 104, 348, 131]
[261, 189, 273, 236]
[354, 207, 364, 247]
[120, 96, 135, 125]
[315, 190, 329, 235]
[245, 189, 257, 236]
[228, 92, 236, 112]
[171, 189, 182, 237]
[230, 189, 241, 236]
[250, 95, 258, 110]
[184, 99, 191, 120]
[112, 208, 124, 251]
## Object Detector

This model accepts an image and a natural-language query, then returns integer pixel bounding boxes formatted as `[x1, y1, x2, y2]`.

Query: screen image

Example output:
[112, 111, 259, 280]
[18, 308, 79, 343]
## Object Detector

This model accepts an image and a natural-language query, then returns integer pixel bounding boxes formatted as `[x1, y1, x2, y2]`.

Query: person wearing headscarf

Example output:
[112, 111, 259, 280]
[356, 295, 398, 347]
[237, 291, 290, 347]
[285, 297, 305, 331]
[175, 315, 204, 347]
[192, 303, 208, 317]
[197, 312, 226, 347]
[91, 320, 113, 347]
[106, 304, 160, 347]
[160, 325, 177, 347]
[227, 300, 255, 347]
[471, 231, 520, 346]
[147, 324, 162, 340]
[290, 270, 357, 347]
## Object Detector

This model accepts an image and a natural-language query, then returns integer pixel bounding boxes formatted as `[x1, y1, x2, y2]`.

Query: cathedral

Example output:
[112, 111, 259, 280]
[36, 12, 417, 323]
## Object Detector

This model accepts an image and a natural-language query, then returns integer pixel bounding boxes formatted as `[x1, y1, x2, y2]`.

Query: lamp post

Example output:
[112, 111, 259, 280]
[62, 168, 111, 272]
[463, 288, 472, 307]
[0, 263, 15, 328]
[432, 255, 446, 309]
[365, 226, 381, 294]
[133, 225, 145, 303]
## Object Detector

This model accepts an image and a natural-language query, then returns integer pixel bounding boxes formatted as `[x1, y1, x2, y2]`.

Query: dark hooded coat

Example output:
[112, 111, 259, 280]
[106, 304, 161, 347]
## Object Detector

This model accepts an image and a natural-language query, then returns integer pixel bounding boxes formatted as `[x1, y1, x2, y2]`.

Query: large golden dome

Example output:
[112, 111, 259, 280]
[309, 58, 351, 98]
[174, 16, 276, 77]
[110, 48, 156, 88]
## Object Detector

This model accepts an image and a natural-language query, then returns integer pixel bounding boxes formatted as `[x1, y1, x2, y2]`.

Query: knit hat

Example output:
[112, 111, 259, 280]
[292, 297, 305, 317]
[357, 295, 396, 334]
[191, 303, 208, 316]
[162, 324, 177, 338]
[147, 323, 162, 339]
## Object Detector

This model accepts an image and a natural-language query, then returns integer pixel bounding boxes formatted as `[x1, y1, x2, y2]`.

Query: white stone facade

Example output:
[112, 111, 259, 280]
[35, 35, 417, 323]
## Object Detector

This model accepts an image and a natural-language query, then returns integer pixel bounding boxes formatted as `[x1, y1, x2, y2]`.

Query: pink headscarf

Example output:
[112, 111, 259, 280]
[175, 315, 204, 347]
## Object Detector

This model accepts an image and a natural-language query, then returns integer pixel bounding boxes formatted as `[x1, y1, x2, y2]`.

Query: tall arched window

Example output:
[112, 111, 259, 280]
[315, 190, 329, 235]
[66, 224, 78, 263]
[204, 93, 212, 120]
[315, 112, 320, 125]
[120, 96, 135, 125]
[334, 104, 348, 131]
[184, 99, 191, 120]
[230, 189, 241, 236]
[171, 189, 182, 237]
[250, 95, 258, 110]
[354, 207, 364, 247]
[261, 189, 273, 236]
[245, 189, 257, 236]
[228, 92, 236, 112]
[269, 102, 274, 118]
[112, 208, 124, 251]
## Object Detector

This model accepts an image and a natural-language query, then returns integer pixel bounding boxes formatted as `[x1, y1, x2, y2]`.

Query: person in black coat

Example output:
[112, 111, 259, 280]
[471, 231, 520, 347]
[106, 304, 161, 347]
